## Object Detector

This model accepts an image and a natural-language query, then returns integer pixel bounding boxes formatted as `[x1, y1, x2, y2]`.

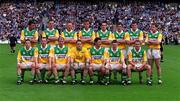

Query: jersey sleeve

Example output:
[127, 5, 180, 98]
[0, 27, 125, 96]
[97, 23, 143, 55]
[17, 50, 22, 62]
[42, 31, 46, 38]
[120, 50, 124, 62]
[61, 32, 65, 38]
[85, 48, 91, 59]
[55, 30, 59, 38]
[109, 32, 114, 40]
[69, 48, 75, 59]
[139, 31, 144, 41]
[158, 33, 162, 42]
[34, 31, 39, 41]
[145, 34, 149, 43]
[34, 48, 38, 57]
[49, 48, 54, 57]
[74, 32, 78, 40]
[128, 51, 133, 62]
[143, 51, 147, 62]
[91, 31, 96, 41]
[125, 32, 130, 41]
[20, 30, 25, 41]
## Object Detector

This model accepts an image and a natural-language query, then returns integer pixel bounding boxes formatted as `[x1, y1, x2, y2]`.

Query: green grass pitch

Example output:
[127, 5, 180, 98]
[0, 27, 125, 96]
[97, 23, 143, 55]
[0, 44, 180, 101]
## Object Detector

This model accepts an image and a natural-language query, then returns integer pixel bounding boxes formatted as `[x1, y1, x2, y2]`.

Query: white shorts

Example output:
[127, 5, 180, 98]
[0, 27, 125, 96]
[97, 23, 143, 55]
[55, 64, 66, 70]
[20, 62, 34, 69]
[106, 64, 121, 70]
[38, 63, 49, 70]
[147, 49, 161, 59]
[121, 49, 127, 59]
[73, 63, 85, 70]
[91, 64, 103, 71]
[127, 46, 134, 54]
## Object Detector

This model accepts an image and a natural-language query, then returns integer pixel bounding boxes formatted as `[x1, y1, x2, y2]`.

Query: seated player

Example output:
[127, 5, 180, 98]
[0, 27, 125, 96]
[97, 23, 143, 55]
[89, 38, 106, 84]
[36, 37, 53, 83]
[52, 37, 70, 84]
[17, 39, 37, 84]
[105, 40, 127, 85]
[70, 40, 90, 84]
[127, 40, 152, 85]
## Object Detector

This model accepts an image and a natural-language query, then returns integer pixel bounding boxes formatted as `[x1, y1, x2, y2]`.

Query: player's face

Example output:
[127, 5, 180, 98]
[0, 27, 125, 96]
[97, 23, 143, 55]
[67, 23, 73, 31]
[101, 23, 107, 31]
[117, 25, 123, 31]
[29, 24, 36, 30]
[134, 42, 141, 50]
[48, 21, 54, 29]
[84, 22, 90, 29]
[25, 41, 31, 49]
[112, 42, 118, 49]
[41, 39, 47, 47]
[131, 23, 138, 31]
[58, 39, 64, 45]
[76, 41, 82, 50]
[150, 25, 157, 33]
[95, 40, 101, 47]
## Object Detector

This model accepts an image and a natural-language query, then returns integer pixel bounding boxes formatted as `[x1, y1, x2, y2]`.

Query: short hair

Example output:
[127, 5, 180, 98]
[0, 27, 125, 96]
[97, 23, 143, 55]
[58, 36, 64, 41]
[66, 20, 73, 25]
[134, 40, 141, 45]
[41, 37, 47, 41]
[25, 39, 31, 43]
[76, 39, 82, 43]
[94, 37, 101, 44]
[116, 22, 123, 26]
[48, 19, 54, 23]
[151, 23, 158, 28]
[101, 21, 107, 26]
[83, 19, 90, 23]
[111, 40, 117, 44]
[28, 19, 36, 25]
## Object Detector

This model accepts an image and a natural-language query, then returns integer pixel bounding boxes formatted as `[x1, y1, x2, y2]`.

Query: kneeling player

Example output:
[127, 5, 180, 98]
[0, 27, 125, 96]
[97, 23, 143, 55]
[36, 37, 53, 83]
[70, 40, 90, 84]
[52, 37, 70, 84]
[127, 40, 152, 85]
[17, 39, 37, 84]
[105, 40, 127, 85]
[89, 38, 106, 84]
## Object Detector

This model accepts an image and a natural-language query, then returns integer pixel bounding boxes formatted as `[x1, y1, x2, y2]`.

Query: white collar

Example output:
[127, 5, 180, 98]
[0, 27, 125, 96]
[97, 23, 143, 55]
[83, 28, 90, 32]
[111, 48, 118, 53]
[24, 46, 32, 51]
[58, 45, 64, 49]
[41, 45, 47, 49]
[101, 30, 107, 33]
[134, 47, 141, 53]
[66, 29, 73, 33]
[150, 31, 158, 34]
[94, 46, 101, 51]
[47, 28, 54, 31]
[116, 30, 123, 34]
[131, 28, 138, 33]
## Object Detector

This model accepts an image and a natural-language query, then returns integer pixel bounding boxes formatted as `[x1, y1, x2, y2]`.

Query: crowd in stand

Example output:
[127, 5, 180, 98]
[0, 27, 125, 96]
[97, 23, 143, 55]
[0, 1, 179, 44]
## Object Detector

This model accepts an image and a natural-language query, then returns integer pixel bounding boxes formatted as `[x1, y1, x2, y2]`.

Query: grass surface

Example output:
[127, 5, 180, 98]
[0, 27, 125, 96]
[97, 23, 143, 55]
[0, 44, 180, 101]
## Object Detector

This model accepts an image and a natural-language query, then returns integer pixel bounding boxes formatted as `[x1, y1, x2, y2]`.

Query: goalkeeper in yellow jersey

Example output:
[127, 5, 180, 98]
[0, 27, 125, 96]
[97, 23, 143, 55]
[70, 40, 90, 84]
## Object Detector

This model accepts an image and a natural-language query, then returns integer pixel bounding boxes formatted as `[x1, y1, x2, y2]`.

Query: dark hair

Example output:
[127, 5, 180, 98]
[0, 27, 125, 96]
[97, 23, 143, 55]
[83, 19, 90, 23]
[101, 21, 107, 26]
[28, 19, 36, 25]
[116, 22, 123, 26]
[111, 40, 117, 44]
[41, 37, 47, 41]
[48, 19, 54, 23]
[135, 40, 141, 44]
[151, 23, 158, 28]
[76, 39, 82, 43]
[130, 21, 138, 27]
[67, 20, 73, 25]
[58, 36, 64, 41]
[94, 37, 101, 44]
[25, 39, 31, 43]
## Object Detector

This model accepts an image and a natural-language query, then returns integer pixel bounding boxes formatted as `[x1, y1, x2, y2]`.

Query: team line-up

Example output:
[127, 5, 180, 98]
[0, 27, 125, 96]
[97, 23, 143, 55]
[16, 19, 163, 85]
